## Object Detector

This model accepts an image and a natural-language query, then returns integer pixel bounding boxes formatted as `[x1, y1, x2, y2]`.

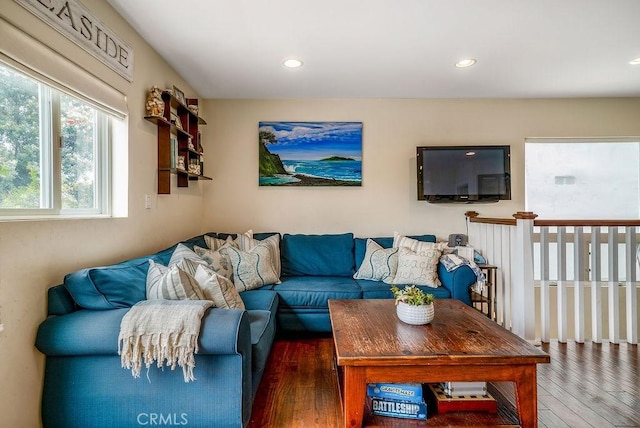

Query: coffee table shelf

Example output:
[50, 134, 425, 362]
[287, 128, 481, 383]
[362, 383, 520, 426]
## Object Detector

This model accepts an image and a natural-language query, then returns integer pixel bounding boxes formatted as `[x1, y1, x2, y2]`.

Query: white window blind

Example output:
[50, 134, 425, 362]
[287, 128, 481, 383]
[0, 16, 128, 120]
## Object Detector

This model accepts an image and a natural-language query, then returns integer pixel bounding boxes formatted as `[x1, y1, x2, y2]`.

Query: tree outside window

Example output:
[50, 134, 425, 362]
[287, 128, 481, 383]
[0, 62, 109, 215]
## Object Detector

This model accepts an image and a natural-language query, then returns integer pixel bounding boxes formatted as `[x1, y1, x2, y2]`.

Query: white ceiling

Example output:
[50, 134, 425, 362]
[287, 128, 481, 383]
[107, 0, 640, 99]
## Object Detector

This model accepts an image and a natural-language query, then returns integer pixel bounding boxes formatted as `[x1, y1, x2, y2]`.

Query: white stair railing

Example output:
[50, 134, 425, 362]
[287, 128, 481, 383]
[466, 212, 640, 344]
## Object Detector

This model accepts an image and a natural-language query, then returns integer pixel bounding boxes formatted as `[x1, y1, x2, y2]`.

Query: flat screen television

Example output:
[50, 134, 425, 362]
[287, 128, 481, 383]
[417, 145, 511, 203]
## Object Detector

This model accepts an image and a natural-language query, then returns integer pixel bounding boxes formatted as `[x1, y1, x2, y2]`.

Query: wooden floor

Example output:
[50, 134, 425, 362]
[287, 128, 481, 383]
[248, 335, 640, 428]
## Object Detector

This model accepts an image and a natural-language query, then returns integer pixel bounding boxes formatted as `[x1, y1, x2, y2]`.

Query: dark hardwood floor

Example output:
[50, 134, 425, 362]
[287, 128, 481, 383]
[249, 335, 640, 427]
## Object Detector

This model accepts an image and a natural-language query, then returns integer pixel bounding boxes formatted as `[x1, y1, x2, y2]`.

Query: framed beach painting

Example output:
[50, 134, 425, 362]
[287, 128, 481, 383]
[258, 121, 362, 186]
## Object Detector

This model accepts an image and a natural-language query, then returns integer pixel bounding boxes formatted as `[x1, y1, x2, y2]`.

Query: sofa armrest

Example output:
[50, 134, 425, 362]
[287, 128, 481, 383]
[35, 307, 251, 357]
[47, 284, 77, 316]
[438, 263, 477, 306]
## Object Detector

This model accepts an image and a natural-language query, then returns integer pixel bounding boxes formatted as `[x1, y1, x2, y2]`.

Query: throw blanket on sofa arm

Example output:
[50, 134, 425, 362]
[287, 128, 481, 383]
[118, 299, 213, 382]
[440, 253, 486, 292]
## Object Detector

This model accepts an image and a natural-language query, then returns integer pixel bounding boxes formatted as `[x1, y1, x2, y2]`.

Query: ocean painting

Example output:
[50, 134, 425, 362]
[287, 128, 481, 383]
[258, 121, 362, 186]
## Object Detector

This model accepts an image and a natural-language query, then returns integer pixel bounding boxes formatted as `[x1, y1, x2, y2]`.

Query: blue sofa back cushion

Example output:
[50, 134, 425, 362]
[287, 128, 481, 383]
[63, 235, 207, 310]
[354, 234, 436, 269]
[282, 233, 355, 276]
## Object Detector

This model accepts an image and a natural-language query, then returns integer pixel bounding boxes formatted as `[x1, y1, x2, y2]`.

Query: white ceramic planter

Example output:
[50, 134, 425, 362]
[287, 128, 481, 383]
[396, 301, 435, 325]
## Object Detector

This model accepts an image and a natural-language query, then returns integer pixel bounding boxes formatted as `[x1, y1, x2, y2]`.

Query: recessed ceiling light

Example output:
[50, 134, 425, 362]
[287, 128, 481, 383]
[283, 58, 303, 68]
[466, 151, 476, 156]
[630, 57, 640, 65]
[455, 58, 477, 68]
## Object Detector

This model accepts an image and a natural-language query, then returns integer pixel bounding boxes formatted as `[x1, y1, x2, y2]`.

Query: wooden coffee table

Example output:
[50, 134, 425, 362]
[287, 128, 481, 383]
[328, 299, 550, 428]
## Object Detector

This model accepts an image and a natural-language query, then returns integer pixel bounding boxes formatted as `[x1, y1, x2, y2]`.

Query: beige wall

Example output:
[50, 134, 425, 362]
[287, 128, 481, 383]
[0, 2, 208, 426]
[202, 98, 640, 237]
[1, 2, 640, 427]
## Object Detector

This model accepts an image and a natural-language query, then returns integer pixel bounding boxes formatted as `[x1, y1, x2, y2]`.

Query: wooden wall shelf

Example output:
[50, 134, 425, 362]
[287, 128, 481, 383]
[145, 91, 210, 194]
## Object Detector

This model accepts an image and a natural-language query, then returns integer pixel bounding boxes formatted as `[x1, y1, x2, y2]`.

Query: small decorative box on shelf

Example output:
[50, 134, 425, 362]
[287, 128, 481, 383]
[428, 383, 497, 414]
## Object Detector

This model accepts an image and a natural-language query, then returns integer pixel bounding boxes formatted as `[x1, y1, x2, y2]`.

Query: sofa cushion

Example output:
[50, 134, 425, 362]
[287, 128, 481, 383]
[354, 234, 436, 269]
[240, 289, 279, 312]
[281, 233, 355, 276]
[356, 279, 452, 300]
[274, 276, 361, 308]
[353, 238, 399, 284]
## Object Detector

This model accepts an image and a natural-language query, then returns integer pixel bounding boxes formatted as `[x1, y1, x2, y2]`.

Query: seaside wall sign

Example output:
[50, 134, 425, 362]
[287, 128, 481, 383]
[15, 0, 134, 82]
[258, 121, 363, 187]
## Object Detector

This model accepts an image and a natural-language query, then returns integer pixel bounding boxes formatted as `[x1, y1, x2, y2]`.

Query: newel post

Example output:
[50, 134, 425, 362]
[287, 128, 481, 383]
[512, 211, 538, 343]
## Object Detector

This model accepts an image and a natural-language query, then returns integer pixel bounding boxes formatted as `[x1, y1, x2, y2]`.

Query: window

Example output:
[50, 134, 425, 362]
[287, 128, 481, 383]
[0, 61, 111, 216]
[525, 138, 640, 219]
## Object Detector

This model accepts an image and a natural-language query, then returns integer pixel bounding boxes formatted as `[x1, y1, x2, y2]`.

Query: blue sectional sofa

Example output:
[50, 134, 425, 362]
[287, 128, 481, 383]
[35, 232, 477, 428]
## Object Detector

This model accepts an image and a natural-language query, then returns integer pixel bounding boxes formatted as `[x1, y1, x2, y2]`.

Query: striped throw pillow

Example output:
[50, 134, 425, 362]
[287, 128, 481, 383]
[146, 260, 205, 300]
[194, 264, 245, 309]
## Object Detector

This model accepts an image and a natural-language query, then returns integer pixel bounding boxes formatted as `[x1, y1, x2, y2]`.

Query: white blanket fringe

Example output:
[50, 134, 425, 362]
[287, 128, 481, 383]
[118, 300, 213, 382]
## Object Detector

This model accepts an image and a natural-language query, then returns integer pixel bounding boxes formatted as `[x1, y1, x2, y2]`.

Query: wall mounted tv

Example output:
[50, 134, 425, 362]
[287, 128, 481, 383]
[417, 145, 511, 203]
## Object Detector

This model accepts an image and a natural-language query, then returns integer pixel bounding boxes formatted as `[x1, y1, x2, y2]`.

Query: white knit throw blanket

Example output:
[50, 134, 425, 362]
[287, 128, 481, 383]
[118, 300, 213, 382]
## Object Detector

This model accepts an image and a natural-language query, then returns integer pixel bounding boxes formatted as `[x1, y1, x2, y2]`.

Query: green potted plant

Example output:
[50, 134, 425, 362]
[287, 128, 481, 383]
[391, 285, 435, 325]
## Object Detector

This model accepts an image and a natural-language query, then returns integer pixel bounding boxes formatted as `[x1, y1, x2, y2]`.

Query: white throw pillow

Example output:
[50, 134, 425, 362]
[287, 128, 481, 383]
[392, 247, 443, 288]
[393, 232, 448, 253]
[204, 235, 238, 251]
[235, 234, 281, 279]
[353, 239, 399, 284]
[146, 260, 205, 300]
[169, 243, 206, 266]
[175, 257, 208, 277]
[222, 243, 280, 292]
[194, 244, 235, 279]
[194, 264, 245, 310]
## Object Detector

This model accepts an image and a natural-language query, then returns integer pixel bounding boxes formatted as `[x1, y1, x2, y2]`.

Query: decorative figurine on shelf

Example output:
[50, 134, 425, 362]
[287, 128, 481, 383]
[188, 159, 201, 175]
[145, 86, 164, 117]
[177, 156, 186, 171]
[188, 137, 195, 151]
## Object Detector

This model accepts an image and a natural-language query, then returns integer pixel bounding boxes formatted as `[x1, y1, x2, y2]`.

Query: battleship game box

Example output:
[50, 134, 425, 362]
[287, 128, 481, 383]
[369, 396, 428, 420]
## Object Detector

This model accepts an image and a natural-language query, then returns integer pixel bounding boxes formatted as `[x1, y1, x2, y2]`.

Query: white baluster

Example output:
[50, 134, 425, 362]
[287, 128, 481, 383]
[608, 227, 619, 344]
[511, 212, 537, 342]
[624, 227, 638, 344]
[574, 227, 585, 343]
[539, 227, 551, 343]
[557, 227, 568, 343]
[590, 227, 602, 343]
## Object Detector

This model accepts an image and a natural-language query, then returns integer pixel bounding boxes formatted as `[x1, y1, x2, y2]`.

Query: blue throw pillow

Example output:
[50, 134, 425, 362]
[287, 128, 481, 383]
[281, 233, 355, 276]
[64, 256, 153, 310]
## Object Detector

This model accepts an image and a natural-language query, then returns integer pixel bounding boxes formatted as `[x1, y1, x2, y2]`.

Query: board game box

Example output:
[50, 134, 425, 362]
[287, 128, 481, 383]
[367, 383, 424, 402]
[442, 381, 487, 396]
[369, 396, 428, 420]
